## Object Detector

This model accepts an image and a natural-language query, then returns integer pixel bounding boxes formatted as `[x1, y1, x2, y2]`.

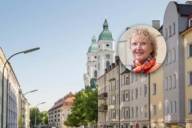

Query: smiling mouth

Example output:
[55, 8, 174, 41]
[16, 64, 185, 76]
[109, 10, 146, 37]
[135, 52, 144, 56]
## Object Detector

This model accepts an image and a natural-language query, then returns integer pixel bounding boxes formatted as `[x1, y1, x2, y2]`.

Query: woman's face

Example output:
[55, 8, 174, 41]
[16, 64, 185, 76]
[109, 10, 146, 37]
[130, 33, 153, 64]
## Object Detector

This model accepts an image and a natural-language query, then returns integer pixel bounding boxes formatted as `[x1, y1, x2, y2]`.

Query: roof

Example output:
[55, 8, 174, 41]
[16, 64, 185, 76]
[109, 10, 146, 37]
[88, 36, 98, 53]
[176, 2, 192, 16]
[48, 92, 75, 111]
[98, 19, 113, 41]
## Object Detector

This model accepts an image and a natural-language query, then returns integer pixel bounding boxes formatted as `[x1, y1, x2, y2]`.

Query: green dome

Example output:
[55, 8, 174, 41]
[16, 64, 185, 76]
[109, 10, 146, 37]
[88, 36, 98, 53]
[98, 19, 113, 41]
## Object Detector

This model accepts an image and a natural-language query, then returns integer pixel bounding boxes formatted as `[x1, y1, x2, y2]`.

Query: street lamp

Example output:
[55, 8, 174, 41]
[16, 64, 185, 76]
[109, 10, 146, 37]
[24, 89, 38, 95]
[34, 102, 46, 128]
[1, 47, 40, 128]
[19, 89, 38, 128]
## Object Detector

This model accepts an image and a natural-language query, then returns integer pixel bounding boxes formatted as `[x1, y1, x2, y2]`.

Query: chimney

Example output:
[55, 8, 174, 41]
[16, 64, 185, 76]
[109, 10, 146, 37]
[152, 20, 160, 30]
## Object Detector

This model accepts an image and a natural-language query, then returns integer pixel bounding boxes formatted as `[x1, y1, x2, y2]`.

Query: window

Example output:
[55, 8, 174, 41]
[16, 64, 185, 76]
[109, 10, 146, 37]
[168, 50, 172, 64]
[131, 107, 134, 118]
[136, 106, 138, 118]
[140, 86, 142, 96]
[131, 89, 134, 100]
[152, 105, 157, 116]
[131, 73, 134, 83]
[152, 83, 157, 95]
[106, 54, 110, 59]
[144, 104, 148, 118]
[169, 76, 172, 90]
[165, 78, 168, 91]
[164, 28, 168, 40]
[170, 101, 173, 113]
[173, 22, 176, 35]
[188, 18, 192, 27]
[106, 44, 110, 47]
[112, 95, 116, 104]
[174, 101, 177, 113]
[189, 44, 192, 57]
[94, 70, 97, 78]
[189, 99, 192, 114]
[173, 74, 176, 89]
[172, 49, 176, 62]
[125, 107, 130, 119]
[169, 25, 172, 37]
[125, 90, 130, 101]
[135, 88, 138, 99]
[106, 61, 110, 68]
[125, 76, 130, 85]
[188, 71, 192, 85]
[144, 84, 147, 97]
[112, 110, 116, 119]
[166, 101, 169, 114]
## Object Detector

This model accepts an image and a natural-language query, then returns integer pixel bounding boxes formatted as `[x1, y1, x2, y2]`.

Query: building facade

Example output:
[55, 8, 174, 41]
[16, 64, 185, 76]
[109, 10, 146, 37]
[97, 1, 192, 128]
[48, 92, 75, 128]
[0, 48, 22, 128]
[181, 25, 192, 128]
[150, 67, 164, 128]
[163, 1, 192, 127]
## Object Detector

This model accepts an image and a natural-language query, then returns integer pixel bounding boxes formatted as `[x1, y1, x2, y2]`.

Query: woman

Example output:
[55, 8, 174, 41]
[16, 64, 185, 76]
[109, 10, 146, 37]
[129, 28, 160, 73]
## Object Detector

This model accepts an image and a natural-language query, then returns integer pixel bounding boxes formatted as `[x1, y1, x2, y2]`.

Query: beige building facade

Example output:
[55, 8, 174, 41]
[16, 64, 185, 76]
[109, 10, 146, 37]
[150, 67, 164, 128]
[181, 26, 192, 128]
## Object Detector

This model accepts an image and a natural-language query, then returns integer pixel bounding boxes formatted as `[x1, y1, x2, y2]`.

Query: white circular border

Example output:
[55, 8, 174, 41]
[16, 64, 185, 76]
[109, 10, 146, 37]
[117, 24, 167, 72]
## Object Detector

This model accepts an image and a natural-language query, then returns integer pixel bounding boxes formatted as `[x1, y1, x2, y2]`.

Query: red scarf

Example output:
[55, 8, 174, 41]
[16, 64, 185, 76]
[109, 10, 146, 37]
[132, 58, 156, 73]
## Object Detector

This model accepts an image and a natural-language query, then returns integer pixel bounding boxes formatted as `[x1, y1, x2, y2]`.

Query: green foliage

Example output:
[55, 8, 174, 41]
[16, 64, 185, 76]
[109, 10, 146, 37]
[65, 87, 98, 127]
[39, 111, 48, 124]
[18, 114, 22, 128]
[30, 108, 48, 128]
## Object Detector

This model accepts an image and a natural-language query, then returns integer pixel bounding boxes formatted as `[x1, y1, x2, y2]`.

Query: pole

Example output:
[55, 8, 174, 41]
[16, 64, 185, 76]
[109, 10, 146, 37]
[35, 108, 37, 128]
[34, 102, 46, 128]
[148, 73, 151, 128]
[118, 58, 121, 128]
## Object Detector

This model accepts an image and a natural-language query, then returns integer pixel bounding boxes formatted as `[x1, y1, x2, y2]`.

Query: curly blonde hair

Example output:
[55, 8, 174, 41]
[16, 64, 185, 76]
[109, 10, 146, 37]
[129, 28, 157, 58]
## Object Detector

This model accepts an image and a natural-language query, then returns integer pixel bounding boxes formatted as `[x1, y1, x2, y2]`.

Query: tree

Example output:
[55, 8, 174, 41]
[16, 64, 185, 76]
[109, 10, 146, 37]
[30, 107, 41, 128]
[65, 87, 98, 127]
[18, 114, 23, 128]
[39, 111, 48, 124]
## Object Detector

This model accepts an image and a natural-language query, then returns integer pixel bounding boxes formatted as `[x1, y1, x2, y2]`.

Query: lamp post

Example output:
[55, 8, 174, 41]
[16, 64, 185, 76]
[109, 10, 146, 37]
[1, 47, 40, 128]
[24, 89, 38, 95]
[20, 89, 38, 128]
[34, 102, 46, 128]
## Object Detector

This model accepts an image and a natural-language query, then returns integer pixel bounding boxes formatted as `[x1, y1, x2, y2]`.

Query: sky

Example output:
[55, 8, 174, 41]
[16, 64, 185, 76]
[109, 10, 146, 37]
[0, 0, 186, 111]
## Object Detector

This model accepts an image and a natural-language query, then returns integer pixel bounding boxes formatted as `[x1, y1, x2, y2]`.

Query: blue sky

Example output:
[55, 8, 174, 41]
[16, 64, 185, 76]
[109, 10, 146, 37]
[0, 0, 185, 111]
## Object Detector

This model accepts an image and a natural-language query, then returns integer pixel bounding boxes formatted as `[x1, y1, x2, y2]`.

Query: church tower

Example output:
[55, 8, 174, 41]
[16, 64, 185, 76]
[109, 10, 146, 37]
[84, 36, 98, 87]
[84, 19, 114, 87]
[97, 19, 114, 77]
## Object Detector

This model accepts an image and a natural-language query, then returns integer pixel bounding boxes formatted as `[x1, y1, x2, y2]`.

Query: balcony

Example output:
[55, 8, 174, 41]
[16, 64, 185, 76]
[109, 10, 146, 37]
[98, 92, 108, 99]
[98, 104, 108, 112]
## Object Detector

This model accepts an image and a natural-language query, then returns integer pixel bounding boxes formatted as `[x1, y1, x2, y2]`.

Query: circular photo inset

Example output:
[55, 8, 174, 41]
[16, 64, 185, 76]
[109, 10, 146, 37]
[117, 24, 167, 74]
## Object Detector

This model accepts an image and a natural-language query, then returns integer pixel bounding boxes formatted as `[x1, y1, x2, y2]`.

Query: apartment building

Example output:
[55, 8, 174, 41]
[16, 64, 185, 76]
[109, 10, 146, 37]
[120, 68, 149, 128]
[181, 22, 192, 128]
[98, 57, 120, 128]
[163, 1, 192, 127]
[48, 92, 75, 128]
[0, 48, 23, 128]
